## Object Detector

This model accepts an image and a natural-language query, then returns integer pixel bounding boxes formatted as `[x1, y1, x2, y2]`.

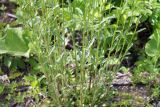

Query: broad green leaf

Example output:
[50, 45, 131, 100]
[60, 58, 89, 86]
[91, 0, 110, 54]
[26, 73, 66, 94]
[145, 30, 160, 57]
[31, 81, 38, 88]
[24, 75, 36, 82]
[4, 57, 12, 67]
[9, 72, 22, 80]
[0, 38, 7, 54]
[0, 84, 4, 94]
[0, 27, 30, 57]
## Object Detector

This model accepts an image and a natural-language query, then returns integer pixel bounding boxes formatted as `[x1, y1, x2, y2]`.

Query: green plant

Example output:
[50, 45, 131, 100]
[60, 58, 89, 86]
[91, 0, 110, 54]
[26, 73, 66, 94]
[0, 0, 160, 106]
[0, 27, 30, 57]
[14, 0, 151, 106]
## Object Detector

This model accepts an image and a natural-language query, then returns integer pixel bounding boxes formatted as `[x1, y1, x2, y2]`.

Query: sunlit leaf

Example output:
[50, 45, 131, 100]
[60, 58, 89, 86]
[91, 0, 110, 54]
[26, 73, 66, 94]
[145, 30, 160, 57]
[0, 27, 30, 57]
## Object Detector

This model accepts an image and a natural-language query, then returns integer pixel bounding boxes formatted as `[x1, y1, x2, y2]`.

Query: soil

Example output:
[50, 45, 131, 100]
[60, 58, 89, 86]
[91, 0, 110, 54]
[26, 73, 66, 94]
[0, 0, 17, 23]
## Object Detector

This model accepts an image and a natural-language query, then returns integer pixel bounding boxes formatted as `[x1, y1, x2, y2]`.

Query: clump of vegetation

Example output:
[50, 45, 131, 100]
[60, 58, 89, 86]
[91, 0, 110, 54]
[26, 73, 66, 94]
[0, 0, 160, 106]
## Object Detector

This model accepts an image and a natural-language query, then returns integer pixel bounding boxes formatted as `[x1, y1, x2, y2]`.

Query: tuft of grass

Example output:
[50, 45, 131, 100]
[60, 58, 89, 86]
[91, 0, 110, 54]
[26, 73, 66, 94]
[1, 0, 157, 106]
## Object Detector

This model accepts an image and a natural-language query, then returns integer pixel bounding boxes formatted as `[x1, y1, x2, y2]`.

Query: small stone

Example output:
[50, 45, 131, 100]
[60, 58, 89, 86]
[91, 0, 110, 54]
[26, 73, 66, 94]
[157, 101, 160, 107]
[0, 75, 10, 85]
[112, 72, 132, 85]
